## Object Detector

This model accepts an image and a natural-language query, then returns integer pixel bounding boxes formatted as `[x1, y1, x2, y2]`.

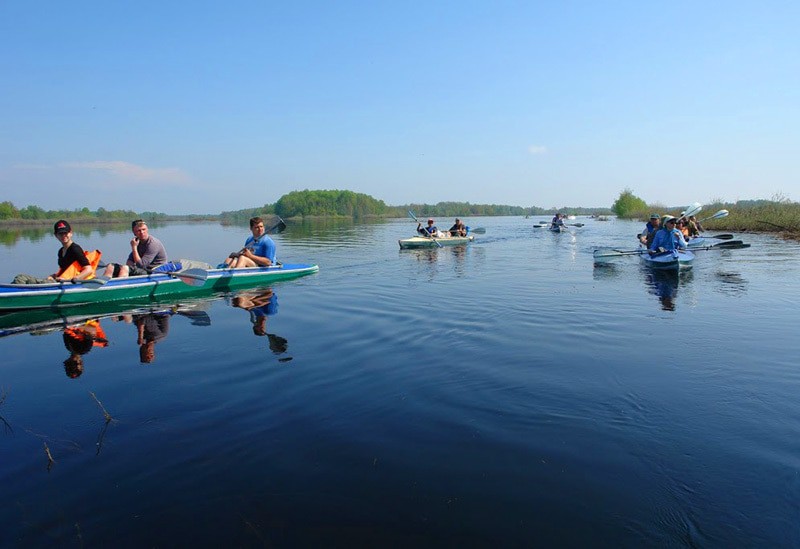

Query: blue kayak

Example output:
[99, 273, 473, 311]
[640, 249, 694, 271]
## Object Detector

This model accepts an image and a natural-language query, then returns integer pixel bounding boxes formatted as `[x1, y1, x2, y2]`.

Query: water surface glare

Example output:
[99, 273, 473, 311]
[0, 217, 798, 545]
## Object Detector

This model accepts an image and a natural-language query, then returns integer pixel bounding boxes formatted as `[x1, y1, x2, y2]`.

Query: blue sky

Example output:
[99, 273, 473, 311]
[1, 1, 798, 214]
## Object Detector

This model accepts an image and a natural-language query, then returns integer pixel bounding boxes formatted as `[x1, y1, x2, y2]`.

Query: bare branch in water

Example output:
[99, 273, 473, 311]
[89, 391, 114, 423]
[44, 442, 55, 471]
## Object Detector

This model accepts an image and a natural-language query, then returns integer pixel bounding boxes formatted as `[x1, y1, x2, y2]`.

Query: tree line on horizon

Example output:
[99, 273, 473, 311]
[1, 190, 614, 225]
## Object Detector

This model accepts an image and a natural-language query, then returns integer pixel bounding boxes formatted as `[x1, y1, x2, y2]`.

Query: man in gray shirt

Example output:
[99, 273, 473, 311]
[103, 219, 168, 278]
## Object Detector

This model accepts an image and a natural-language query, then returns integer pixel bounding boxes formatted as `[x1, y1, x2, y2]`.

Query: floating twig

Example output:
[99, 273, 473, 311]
[89, 391, 113, 423]
[44, 442, 55, 470]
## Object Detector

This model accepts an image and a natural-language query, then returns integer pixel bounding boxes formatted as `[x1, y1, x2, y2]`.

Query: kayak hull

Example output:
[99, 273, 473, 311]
[0, 263, 318, 311]
[640, 250, 694, 271]
[398, 235, 474, 249]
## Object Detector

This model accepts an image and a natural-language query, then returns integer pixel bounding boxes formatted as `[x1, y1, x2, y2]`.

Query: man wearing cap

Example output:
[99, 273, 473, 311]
[649, 215, 688, 253]
[417, 218, 438, 237]
[638, 214, 661, 246]
[448, 218, 467, 237]
[52, 220, 95, 281]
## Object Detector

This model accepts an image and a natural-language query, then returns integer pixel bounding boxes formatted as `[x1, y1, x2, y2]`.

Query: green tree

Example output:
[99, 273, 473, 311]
[611, 189, 648, 218]
[0, 201, 19, 219]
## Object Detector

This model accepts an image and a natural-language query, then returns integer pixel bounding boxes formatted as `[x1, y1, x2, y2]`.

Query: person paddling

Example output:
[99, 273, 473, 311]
[418, 218, 438, 237]
[639, 214, 661, 246]
[448, 218, 467, 237]
[649, 215, 688, 253]
[222, 216, 276, 269]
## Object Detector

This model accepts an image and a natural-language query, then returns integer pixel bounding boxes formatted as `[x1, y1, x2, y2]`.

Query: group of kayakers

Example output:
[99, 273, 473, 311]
[12, 216, 278, 285]
[416, 218, 467, 238]
[639, 213, 705, 253]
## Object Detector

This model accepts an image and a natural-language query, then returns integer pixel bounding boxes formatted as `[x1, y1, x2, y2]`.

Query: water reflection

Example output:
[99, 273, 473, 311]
[642, 269, 694, 311]
[714, 270, 748, 296]
[0, 222, 151, 246]
[231, 288, 291, 360]
[62, 320, 109, 377]
[114, 313, 171, 364]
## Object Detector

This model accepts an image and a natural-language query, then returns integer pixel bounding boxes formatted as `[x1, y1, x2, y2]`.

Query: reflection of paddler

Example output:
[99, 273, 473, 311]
[232, 289, 289, 357]
[62, 320, 108, 378]
[133, 313, 170, 364]
[232, 289, 278, 336]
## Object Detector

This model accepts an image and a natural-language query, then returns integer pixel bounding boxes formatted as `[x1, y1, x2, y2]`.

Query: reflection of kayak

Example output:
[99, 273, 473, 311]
[640, 249, 694, 271]
[398, 235, 474, 249]
[0, 263, 318, 311]
[0, 296, 215, 338]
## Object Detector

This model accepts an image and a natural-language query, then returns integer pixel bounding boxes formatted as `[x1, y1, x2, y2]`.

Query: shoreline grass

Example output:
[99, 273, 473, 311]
[623, 200, 800, 240]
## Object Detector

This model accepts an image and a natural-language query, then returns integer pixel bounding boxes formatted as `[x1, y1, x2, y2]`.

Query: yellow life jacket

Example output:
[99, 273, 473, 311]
[57, 249, 102, 280]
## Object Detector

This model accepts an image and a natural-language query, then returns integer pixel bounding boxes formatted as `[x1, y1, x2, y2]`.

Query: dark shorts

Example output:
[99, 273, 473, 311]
[110, 263, 149, 277]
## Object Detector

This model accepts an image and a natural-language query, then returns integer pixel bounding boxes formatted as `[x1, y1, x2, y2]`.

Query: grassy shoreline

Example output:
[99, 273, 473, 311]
[623, 201, 800, 240]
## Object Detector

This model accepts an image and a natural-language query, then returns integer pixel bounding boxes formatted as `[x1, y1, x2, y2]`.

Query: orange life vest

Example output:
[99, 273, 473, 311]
[57, 249, 102, 279]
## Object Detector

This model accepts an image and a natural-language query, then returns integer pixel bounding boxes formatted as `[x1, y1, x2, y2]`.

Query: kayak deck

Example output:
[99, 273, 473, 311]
[398, 235, 474, 249]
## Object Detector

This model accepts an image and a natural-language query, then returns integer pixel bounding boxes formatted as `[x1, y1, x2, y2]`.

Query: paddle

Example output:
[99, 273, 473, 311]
[689, 241, 750, 251]
[60, 277, 108, 289]
[680, 202, 703, 220]
[407, 211, 443, 248]
[148, 267, 208, 287]
[697, 209, 729, 223]
[704, 233, 734, 240]
[567, 223, 585, 227]
[593, 249, 645, 259]
[267, 217, 287, 234]
[467, 227, 486, 234]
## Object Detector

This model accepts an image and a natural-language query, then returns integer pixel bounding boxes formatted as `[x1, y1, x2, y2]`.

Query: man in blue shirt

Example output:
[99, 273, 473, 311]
[223, 217, 276, 268]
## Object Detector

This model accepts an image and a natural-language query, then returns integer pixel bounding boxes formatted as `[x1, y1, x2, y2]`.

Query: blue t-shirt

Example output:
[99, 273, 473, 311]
[244, 234, 276, 263]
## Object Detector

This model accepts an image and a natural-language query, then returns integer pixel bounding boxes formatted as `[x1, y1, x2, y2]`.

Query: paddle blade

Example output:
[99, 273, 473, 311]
[469, 227, 486, 234]
[267, 218, 287, 234]
[707, 233, 734, 240]
[683, 202, 703, 218]
[714, 241, 750, 249]
[173, 268, 208, 287]
[407, 210, 419, 222]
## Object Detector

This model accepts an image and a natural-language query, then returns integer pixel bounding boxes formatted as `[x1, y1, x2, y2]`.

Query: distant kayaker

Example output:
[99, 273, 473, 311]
[638, 214, 661, 246]
[222, 216, 276, 268]
[449, 218, 467, 237]
[550, 213, 565, 229]
[103, 219, 168, 278]
[649, 216, 688, 253]
[687, 215, 704, 237]
[418, 218, 438, 237]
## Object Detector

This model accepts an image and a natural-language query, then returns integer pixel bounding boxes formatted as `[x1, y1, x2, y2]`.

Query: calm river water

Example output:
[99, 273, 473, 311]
[1, 217, 798, 546]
